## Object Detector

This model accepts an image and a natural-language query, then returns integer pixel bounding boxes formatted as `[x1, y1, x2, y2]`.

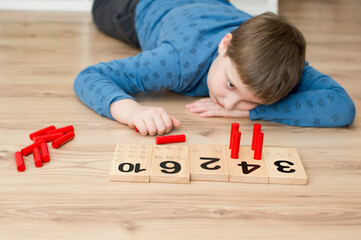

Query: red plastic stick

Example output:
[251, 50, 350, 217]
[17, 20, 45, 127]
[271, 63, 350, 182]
[41, 142, 50, 163]
[155, 134, 186, 144]
[47, 125, 74, 135]
[229, 123, 240, 149]
[33, 132, 64, 143]
[134, 126, 139, 132]
[231, 131, 241, 159]
[29, 125, 56, 140]
[253, 132, 264, 160]
[21, 139, 46, 156]
[14, 151, 25, 172]
[33, 147, 43, 167]
[52, 131, 75, 149]
[251, 124, 262, 150]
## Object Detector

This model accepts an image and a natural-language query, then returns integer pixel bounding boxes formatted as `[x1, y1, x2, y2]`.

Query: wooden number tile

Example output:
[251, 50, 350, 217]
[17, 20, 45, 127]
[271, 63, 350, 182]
[263, 147, 308, 185]
[190, 144, 229, 182]
[150, 145, 190, 184]
[227, 146, 269, 184]
[109, 144, 153, 182]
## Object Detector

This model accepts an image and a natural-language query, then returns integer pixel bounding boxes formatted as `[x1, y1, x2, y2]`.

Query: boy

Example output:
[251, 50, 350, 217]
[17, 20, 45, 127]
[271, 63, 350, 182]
[74, 0, 355, 136]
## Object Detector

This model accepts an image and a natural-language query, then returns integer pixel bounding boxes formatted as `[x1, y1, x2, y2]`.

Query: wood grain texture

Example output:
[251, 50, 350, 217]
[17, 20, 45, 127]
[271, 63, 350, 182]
[0, 0, 360, 239]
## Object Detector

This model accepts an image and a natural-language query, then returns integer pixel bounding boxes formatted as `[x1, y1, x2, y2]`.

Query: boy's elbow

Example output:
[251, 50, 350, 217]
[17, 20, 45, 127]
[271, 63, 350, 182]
[338, 101, 356, 127]
[73, 66, 95, 97]
[331, 92, 356, 127]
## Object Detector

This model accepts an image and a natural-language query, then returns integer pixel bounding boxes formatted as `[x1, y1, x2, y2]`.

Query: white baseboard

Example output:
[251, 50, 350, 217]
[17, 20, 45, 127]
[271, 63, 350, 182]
[0, 0, 92, 12]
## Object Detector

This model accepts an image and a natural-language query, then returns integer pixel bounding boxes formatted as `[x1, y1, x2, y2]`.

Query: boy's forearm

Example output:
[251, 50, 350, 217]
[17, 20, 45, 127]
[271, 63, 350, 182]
[249, 89, 355, 127]
[110, 98, 139, 124]
[73, 61, 138, 120]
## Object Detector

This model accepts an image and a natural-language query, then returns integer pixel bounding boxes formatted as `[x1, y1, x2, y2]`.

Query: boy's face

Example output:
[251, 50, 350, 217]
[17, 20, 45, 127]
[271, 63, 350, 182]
[207, 33, 260, 111]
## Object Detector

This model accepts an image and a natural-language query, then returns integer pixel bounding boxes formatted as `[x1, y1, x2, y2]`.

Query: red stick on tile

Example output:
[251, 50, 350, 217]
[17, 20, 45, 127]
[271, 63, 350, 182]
[47, 125, 74, 135]
[229, 123, 240, 149]
[251, 124, 262, 150]
[21, 139, 46, 156]
[33, 132, 64, 143]
[231, 131, 241, 159]
[155, 134, 186, 144]
[40, 142, 50, 163]
[14, 151, 25, 172]
[52, 131, 75, 149]
[253, 132, 264, 160]
[33, 147, 43, 167]
[29, 125, 56, 141]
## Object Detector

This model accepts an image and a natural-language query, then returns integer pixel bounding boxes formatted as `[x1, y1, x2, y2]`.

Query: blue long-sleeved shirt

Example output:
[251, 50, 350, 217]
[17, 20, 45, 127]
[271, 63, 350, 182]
[73, 0, 355, 127]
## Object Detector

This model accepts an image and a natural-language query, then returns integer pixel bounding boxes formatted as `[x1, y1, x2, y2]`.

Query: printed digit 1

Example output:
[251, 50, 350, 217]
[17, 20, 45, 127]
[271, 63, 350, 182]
[118, 163, 146, 173]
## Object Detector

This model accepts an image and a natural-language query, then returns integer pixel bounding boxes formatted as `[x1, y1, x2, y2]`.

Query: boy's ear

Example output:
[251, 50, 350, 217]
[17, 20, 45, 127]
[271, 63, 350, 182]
[218, 33, 233, 55]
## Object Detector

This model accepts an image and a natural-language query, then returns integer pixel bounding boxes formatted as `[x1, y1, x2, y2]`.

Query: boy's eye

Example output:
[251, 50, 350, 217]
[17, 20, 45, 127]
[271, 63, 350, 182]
[227, 81, 235, 88]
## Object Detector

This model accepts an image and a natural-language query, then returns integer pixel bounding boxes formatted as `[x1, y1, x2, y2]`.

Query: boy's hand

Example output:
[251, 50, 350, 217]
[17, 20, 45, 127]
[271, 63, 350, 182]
[185, 98, 249, 118]
[110, 99, 181, 136]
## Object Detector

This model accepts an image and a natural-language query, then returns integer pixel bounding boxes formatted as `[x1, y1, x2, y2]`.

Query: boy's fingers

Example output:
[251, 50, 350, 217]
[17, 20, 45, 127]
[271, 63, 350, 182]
[144, 118, 157, 136]
[200, 108, 234, 117]
[170, 116, 181, 128]
[161, 113, 173, 133]
[199, 109, 249, 118]
[153, 115, 167, 135]
[185, 98, 212, 108]
[199, 109, 223, 117]
[187, 101, 221, 113]
[133, 120, 148, 135]
[187, 105, 208, 113]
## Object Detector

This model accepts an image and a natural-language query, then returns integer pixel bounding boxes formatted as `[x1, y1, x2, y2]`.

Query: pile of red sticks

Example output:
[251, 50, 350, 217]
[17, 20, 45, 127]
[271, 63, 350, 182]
[14, 125, 75, 172]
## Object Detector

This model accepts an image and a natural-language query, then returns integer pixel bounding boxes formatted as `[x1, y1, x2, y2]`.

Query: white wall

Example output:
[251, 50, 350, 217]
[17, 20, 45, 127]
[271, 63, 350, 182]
[0, 0, 93, 12]
[0, 0, 278, 14]
[230, 0, 278, 15]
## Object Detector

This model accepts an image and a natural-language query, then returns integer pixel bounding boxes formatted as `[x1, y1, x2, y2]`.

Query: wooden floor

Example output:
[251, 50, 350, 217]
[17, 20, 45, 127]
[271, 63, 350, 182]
[0, 0, 360, 239]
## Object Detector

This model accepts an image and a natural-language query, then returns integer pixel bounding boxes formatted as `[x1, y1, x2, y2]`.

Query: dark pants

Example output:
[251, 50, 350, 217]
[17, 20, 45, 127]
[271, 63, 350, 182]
[92, 0, 140, 48]
[92, 0, 231, 49]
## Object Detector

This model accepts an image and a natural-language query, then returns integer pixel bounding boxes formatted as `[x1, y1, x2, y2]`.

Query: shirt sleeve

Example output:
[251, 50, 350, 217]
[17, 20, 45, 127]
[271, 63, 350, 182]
[249, 62, 356, 127]
[73, 43, 181, 120]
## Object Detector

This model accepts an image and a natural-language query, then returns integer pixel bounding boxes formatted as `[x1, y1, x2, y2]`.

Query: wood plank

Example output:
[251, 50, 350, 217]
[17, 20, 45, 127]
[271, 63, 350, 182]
[1, 1, 361, 238]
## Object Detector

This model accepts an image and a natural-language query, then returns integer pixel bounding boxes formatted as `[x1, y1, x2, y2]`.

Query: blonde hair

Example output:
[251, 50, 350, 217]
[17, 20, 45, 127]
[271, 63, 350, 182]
[226, 12, 306, 104]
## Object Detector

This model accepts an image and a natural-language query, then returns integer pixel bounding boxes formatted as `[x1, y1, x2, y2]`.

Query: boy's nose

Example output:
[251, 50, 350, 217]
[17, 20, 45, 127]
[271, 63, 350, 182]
[224, 95, 240, 110]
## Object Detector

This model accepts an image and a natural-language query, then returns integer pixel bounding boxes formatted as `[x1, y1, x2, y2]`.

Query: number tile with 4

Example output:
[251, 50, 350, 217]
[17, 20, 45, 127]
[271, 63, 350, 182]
[227, 146, 269, 184]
